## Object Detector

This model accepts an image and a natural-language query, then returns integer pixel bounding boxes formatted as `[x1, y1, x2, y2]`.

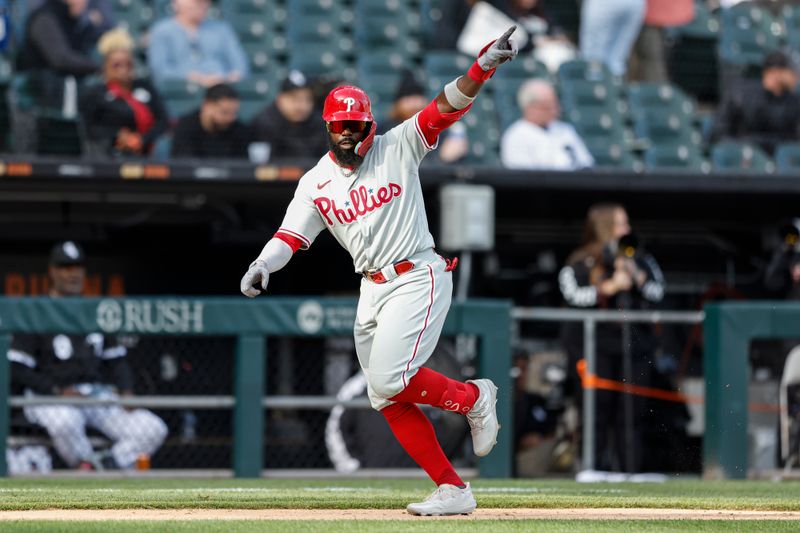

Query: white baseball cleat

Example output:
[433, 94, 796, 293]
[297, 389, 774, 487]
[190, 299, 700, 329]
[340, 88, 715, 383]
[466, 379, 499, 457]
[406, 483, 477, 516]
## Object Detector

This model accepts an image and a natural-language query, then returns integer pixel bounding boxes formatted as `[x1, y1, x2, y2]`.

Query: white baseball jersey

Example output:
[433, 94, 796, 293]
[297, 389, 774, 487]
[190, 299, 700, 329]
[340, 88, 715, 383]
[276, 114, 437, 273]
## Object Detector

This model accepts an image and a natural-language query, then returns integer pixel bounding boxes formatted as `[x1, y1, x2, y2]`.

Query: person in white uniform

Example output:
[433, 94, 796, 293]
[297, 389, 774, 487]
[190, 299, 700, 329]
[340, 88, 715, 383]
[501, 78, 594, 170]
[241, 27, 519, 516]
[8, 241, 168, 470]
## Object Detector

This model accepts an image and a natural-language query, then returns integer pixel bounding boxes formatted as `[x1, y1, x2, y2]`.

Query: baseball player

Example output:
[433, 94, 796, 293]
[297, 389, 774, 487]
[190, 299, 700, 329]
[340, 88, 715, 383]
[7, 241, 168, 470]
[241, 27, 518, 515]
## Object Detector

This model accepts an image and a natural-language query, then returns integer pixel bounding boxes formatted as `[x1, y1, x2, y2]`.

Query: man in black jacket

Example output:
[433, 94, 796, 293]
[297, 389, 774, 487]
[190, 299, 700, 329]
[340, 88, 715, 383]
[713, 51, 800, 154]
[171, 83, 253, 158]
[8, 241, 167, 470]
[250, 70, 328, 161]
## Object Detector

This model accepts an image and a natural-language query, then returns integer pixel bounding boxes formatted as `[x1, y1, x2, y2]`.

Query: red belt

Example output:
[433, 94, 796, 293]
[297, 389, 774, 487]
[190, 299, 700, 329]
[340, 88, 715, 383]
[363, 259, 415, 284]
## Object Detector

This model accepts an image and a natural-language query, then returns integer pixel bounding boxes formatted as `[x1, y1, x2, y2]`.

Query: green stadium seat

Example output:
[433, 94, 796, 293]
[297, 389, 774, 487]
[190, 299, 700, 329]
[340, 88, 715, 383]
[560, 80, 624, 116]
[288, 45, 354, 79]
[158, 80, 205, 119]
[774, 143, 800, 173]
[287, 14, 349, 44]
[228, 13, 279, 44]
[643, 144, 705, 171]
[359, 73, 404, 121]
[493, 79, 524, 130]
[627, 83, 694, 117]
[711, 141, 773, 173]
[720, 2, 780, 36]
[243, 41, 287, 73]
[557, 59, 617, 85]
[783, 3, 800, 31]
[357, 51, 410, 78]
[354, 14, 419, 55]
[235, 77, 280, 121]
[462, 99, 501, 164]
[287, 0, 352, 25]
[493, 56, 551, 83]
[584, 138, 638, 169]
[222, 0, 283, 16]
[632, 108, 698, 147]
[718, 27, 779, 67]
[0, 83, 10, 151]
[110, 0, 155, 37]
[424, 51, 473, 79]
[565, 107, 626, 144]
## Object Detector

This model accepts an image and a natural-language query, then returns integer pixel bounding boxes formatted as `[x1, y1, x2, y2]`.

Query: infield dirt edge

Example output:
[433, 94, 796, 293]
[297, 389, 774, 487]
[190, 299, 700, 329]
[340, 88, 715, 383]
[2, 509, 800, 521]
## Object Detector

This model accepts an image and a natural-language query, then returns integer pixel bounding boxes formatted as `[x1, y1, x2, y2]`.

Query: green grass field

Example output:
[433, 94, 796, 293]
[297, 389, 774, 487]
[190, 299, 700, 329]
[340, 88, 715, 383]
[0, 478, 798, 532]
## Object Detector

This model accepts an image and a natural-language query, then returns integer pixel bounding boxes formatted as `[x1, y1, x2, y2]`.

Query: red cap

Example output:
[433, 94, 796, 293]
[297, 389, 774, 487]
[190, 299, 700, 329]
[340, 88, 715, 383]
[322, 85, 374, 122]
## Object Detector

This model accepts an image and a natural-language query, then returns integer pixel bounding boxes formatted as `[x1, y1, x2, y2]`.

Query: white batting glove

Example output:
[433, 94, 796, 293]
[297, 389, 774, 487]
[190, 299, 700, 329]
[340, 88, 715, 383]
[240, 260, 270, 298]
[477, 26, 519, 71]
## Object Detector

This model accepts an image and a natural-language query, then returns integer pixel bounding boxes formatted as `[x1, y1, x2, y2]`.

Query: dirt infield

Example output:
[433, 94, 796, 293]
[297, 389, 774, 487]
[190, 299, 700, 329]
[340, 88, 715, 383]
[2, 509, 800, 521]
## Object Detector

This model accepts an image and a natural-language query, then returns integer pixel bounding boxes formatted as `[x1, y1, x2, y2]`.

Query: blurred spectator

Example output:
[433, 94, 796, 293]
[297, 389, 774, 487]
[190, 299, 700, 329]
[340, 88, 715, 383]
[7, 241, 168, 471]
[629, 0, 694, 83]
[16, 0, 104, 108]
[171, 83, 253, 158]
[81, 29, 169, 157]
[500, 79, 593, 170]
[17, 0, 104, 74]
[147, 0, 249, 88]
[496, 0, 576, 71]
[579, 0, 645, 77]
[250, 70, 327, 161]
[382, 69, 469, 164]
[26, 0, 115, 41]
[558, 203, 666, 472]
[428, 0, 474, 50]
[765, 221, 800, 300]
[712, 52, 800, 155]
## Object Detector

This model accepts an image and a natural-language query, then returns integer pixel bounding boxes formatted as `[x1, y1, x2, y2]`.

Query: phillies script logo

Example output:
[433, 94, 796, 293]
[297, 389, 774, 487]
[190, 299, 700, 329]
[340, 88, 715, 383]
[314, 183, 402, 225]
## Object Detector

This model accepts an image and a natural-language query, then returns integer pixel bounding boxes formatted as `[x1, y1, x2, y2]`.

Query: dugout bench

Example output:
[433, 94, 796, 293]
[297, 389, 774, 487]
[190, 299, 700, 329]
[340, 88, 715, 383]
[0, 297, 513, 478]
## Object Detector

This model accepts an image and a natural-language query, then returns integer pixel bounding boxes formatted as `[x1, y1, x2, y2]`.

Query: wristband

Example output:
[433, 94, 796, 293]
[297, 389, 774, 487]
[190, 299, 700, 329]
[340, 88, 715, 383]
[467, 61, 495, 83]
[444, 78, 475, 110]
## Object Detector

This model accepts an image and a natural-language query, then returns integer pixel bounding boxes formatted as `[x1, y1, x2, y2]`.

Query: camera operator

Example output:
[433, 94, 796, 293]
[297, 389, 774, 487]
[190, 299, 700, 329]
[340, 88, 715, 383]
[765, 222, 800, 300]
[558, 203, 665, 472]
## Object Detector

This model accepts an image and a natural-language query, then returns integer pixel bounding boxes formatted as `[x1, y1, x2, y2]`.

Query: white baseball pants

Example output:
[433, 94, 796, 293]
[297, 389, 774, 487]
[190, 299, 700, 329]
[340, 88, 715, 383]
[354, 248, 453, 410]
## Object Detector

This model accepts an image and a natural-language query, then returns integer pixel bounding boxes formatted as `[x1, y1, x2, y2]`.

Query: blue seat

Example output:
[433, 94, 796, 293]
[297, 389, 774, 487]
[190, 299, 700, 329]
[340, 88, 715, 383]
[643, 144, 705, 170]
[558, 59, 617, 85]
[775, 142, 800, 173]
[585, 138, 638, 169]
[627, 83, 694, 117]
[632, 108, 697, 147]
[158, 80, 205, 119]
[711, 141, 773, 173]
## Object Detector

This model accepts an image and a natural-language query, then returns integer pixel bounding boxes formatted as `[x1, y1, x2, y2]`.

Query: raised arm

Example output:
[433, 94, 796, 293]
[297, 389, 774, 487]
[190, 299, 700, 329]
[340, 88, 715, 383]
[415, 26, 518, 148]
[436, 26, 518, 114]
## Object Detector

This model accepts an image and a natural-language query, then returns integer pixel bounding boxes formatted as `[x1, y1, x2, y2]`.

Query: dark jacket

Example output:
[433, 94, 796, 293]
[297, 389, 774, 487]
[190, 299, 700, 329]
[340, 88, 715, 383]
[713, 79, 800, 154]
[558, 248, 666, 357]
[8, 333, 134, 395]
[81, 79, 169, 155]
[764, 247, 800, 300]
[17, 0, 99, 75]
[250, 102, 328, 161]
[171, 109, 253, 158]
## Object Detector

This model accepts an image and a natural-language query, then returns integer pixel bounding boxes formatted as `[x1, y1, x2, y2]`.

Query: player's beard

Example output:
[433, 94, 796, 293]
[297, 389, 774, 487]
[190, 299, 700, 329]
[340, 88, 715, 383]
[328, 135, 364, 169]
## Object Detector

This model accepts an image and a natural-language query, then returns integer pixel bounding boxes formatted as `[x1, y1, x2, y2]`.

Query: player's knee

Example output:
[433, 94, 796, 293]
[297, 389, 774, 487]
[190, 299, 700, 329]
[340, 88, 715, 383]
[42, 408, 83, 435]
[369, 374, 403, 400]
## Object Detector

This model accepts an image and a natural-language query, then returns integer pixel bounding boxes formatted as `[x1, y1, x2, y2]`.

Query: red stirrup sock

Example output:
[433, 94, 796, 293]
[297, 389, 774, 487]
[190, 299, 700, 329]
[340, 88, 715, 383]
[389, 367, 479, 414]
[382, 402, 464, 487]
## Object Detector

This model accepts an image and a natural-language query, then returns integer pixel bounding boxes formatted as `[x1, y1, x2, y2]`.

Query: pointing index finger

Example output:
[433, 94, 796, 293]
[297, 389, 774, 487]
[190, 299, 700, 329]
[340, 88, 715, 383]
[497, 25, 517, 44]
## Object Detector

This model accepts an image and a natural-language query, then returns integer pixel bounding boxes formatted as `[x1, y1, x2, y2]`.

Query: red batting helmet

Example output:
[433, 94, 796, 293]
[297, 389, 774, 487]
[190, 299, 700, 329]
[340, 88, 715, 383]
[322, 85, 374, 122]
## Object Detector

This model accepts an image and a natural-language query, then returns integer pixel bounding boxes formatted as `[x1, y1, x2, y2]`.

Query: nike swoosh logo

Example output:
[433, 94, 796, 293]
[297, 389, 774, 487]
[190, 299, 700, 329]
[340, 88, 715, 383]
[317, 180, 331, 190]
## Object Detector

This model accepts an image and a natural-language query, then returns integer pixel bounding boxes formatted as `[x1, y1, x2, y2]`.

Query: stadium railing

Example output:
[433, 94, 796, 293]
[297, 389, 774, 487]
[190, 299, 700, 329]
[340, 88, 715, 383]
[0, 297, 512, 478]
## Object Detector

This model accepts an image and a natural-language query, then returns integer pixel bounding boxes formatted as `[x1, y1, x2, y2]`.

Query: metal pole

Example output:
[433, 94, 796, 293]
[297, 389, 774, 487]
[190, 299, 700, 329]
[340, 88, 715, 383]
[455, 251, 472, 302]
[0, 334, 9, 477]
[582, 318, 596, 472]
[621, 317, 635, 473]
[233, 334, 265, 478]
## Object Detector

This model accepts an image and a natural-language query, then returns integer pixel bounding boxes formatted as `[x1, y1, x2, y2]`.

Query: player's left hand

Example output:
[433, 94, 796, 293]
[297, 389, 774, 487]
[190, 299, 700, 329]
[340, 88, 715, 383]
[477, 26, 519, 71]
[240, 260, 270, 297]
